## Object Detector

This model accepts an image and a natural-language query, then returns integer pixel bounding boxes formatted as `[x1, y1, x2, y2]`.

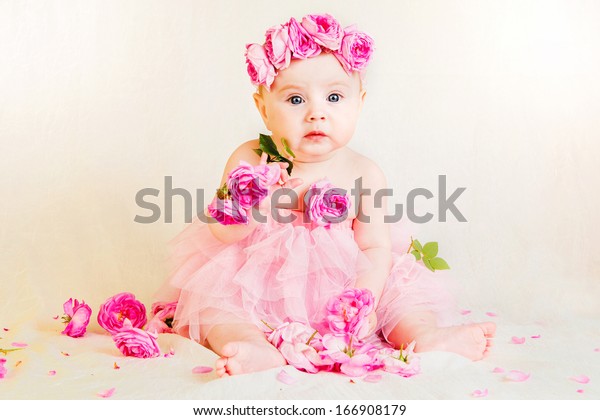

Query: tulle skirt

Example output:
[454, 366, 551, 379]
[155, 214, 457, 346]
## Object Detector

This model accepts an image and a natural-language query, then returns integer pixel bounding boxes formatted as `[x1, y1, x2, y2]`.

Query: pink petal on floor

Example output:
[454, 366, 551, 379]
[485, 312, 498, 317]
[97, 387, 115, 398]
[577, 389, 584, 393]
[276, 369, 297, 385]
[569, 375, 590, 384]
[460, 309, 471, 315]
[511, 336, 526, 344]
[492, 367, 505, 374]
[531, 335, 541, 339]
[364, 374, 382, 383]
[192, 366, 213, 374]
[594, 348, 600, 352]
[505, 370, 530, 382]
[52, 315, 59, 320]
[11, 342, 28, 348]
[471, 389, 488, 398]
[61, 351, 70, 357]
[48, 370, 56, 376]
[3, 328, 8, 332]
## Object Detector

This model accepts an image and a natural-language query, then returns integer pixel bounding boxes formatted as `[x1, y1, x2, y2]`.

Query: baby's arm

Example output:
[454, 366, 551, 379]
[352, 160, 393, 307]
[206, 141, 263, 244]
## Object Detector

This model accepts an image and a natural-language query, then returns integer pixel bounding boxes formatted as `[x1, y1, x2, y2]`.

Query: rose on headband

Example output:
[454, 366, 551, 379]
[61, 298, 92, 338]
[301, 13, 344, 50]
[264, 23, 292, 70]
[333, 26, 375, 74]
[112, 319, 160, 359]
[245, 43, 277, 90]
[287, 17, 321, 60]
[97, 292, 147, 335]
[305, 179, 350, 227]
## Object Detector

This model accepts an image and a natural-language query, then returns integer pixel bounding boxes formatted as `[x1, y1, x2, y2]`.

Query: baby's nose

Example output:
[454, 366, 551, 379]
[307, 108, 326, 121]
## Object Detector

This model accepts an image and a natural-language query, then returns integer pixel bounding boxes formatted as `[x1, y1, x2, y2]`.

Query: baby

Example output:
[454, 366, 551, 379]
[156, 13, 495, 377]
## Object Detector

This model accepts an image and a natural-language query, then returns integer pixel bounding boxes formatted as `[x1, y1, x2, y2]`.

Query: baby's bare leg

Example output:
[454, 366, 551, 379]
[387, 311, 495, 361]
[207, 323, 286, 377]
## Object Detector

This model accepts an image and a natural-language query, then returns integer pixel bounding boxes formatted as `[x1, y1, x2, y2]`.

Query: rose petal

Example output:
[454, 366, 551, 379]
[530, 335, 541, 339]
[3, 328, 9, 332]
[276, 369, 297, 385]
[460, 309, 471, 315]
[511, 337, 526, 344]
[471, 389, 488, 398]
[48, 370, 56, 376]
[97, 387, 115, 398]
[577, 389, 584, 393]
[192, 366, 213, 374]
[569, 375, 590, 384]
[492, 367, 505, 374]
[363, 374, 382, 383]
[11, 342, 28, 348]
[61, 351, 70, 357]
[113, 362, 120, 370]
[594, 348, 599, 352]
[52, 315, 59, 320]
[505, 370, 530, 382]
[485, 312, 498, 317]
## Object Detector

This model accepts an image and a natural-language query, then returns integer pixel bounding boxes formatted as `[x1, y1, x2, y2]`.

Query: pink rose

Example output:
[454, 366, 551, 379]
[97, 292, 147, 335]
[287, 17, 321, 60]
[268, 322, 326, 374]
[146, 301, 177, 334]
[61, 298, 92, 338]
[245, 43, 277, 89]
[264, 23, 292, 70]
[207, 196, 248, 225]
[333, 26, 375, 74]
[226, 161, 271, 209]
[305, 180, 350, 227]
[301, 14, 344, 50]
[253, 162, 282, 188]
[320, 334, 380, 377]
[0, 358, 7, 379]
[112, 319, 160, 358]
[377, 341, 420, 377]
[326, 288, 374, 339]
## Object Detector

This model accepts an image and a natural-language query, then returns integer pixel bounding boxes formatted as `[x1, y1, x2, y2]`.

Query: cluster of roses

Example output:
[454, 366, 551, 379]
[207, 160, 281, 225]
[246, 13, 374, 89]
[208, 160, 351, 228]
[266, 288, 420, 378]
[60, 293, 177, 358]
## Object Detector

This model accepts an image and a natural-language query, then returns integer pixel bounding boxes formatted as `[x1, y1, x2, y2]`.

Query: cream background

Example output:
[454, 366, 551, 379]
[1, 0, 599, 401]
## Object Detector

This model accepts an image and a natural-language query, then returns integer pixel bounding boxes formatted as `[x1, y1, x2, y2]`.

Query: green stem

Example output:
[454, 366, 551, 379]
[261, 320, 275, 331]
[0, 348, 23, 356]
[406, 236, 414, 254]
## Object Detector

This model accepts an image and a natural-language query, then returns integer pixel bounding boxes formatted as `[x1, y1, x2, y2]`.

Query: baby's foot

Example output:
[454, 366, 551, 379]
[414, 322, 496, 361]
[215, 339, 286, 377]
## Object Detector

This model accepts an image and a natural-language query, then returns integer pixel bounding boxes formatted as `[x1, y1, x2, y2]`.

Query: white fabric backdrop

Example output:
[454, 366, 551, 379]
[1, 0, 599, 403]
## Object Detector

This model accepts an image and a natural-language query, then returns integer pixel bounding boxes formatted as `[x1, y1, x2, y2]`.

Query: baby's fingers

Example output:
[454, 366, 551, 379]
[283, 177, 304, 190]
[259, 152, 268, 165]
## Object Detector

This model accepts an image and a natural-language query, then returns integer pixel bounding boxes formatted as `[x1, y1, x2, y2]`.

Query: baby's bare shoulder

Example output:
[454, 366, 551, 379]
[229, 139, 262, 164]
[345, 148, 387, 187]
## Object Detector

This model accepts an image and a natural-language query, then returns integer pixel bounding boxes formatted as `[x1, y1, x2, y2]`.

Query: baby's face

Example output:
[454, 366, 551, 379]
[254, 53, 365, 163]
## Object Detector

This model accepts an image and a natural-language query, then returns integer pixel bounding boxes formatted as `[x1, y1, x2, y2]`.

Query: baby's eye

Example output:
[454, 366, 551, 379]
[327, 93, 341, 102]
[288, 95, 304, 105]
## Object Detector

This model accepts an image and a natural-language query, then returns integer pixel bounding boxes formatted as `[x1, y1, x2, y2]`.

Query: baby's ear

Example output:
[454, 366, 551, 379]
[253, 91, 270, 128]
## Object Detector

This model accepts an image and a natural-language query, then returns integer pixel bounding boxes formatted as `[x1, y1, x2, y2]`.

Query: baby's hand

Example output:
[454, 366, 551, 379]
[257, 152, 303, 215]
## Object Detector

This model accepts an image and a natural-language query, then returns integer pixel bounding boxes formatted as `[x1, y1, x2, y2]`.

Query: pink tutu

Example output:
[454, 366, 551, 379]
[155, 208, 457, 346]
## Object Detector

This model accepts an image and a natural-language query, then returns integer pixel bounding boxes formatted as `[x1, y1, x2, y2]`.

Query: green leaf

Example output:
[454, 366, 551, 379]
[429, 257, 450, 270]
[281, 138, 296, 158]
[412, 239, 423, 253]
[410, 250, 422, 261]
[423, 258, 434, 272]
[422, 242, 438, 258]
[258, 133, 280, 156]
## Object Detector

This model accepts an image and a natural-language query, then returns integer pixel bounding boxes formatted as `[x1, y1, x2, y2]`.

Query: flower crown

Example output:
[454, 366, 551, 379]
[245, 13, 375, 90]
